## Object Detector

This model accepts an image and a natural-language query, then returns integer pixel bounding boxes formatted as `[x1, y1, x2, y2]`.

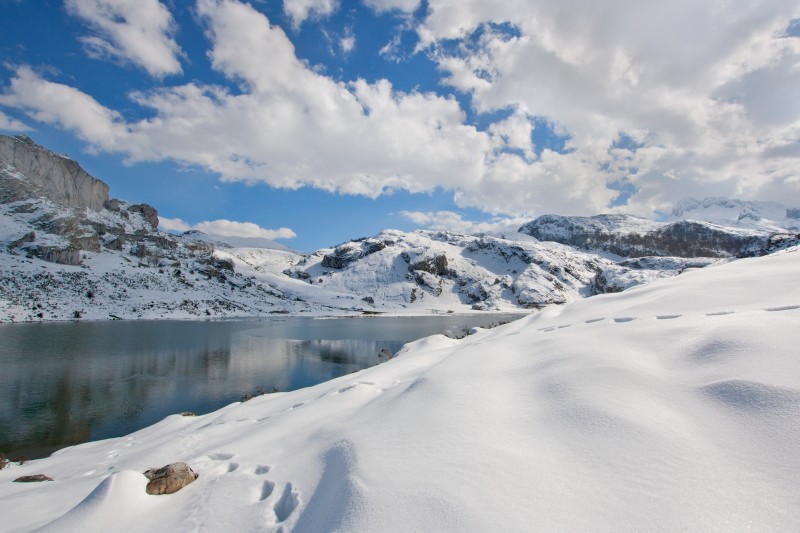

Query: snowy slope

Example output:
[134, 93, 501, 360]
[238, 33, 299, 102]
[2, 247, 798, 532]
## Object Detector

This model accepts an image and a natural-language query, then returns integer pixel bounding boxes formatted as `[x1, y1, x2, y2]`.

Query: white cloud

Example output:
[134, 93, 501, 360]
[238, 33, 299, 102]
[340, 29, 355, 55]
[65, 0, 183, 77]
[157, 216, 191, 232]
[2, 0, 489, 198]
[363, 0, 420, 13]
[159, 217, 296, 240]
[419, 0, 800, 214]
[4, 0, 800, 223]
[0, 66, 129, 151]
[282, 0, 338, 28]
[0, 110, 31, 132]
[400, 210, 532, 235]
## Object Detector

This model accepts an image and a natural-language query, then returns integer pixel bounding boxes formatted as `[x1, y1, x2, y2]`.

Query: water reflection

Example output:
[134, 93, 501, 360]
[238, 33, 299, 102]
[0, 314, 523, 458]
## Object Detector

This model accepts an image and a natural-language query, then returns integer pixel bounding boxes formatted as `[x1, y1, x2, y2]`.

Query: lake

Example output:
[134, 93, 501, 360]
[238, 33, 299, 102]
[0, 314, 524, 459]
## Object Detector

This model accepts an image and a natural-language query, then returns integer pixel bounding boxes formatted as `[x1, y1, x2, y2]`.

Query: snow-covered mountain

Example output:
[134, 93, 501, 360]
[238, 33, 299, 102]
[3, 244, 798, 532]
[670, 196, 800, 232]
[518, 208, 798, 258]
[1, 134, 797, 322]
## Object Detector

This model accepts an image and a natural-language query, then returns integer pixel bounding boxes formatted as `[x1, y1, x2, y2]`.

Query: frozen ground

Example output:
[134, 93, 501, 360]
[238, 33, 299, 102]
[2, 247, 798, 532]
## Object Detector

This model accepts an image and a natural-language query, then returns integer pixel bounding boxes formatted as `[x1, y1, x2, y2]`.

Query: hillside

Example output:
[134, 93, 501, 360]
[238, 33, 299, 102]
[2, 246, 798, 531]
[1, 134, 797, 321]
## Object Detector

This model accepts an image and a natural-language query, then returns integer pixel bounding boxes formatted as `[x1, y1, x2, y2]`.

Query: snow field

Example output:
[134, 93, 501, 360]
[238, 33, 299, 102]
[1, 249, 798, 531]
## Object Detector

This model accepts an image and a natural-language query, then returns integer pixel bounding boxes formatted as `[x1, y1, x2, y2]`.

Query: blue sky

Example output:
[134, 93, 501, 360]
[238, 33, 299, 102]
[1, 0, 798, 251]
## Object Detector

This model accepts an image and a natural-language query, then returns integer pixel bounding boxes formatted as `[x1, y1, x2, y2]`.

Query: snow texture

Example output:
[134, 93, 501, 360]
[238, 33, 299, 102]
[1, 248, 799, 531]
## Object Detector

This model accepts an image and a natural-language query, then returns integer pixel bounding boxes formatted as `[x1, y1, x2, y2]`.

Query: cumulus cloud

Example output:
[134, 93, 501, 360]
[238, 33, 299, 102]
[0, 110, 30, 132]
[3, 0, 799, 224]
[65, 0, 183, 77]
[363, 0, 420, 14]
[400, 210, 532, 235]
[420, 0, 800, 214]
[0, 66, 129, 150]
[159, 217, 296, 240]
[2, 0, 489, 197]
[283, 0, 338, 28]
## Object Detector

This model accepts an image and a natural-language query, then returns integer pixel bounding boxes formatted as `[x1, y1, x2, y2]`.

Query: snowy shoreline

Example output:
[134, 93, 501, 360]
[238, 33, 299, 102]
[2, 249, 799, 532]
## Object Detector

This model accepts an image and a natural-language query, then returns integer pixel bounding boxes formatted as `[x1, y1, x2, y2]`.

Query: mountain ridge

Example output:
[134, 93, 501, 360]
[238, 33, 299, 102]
[1, 134, 797, 322]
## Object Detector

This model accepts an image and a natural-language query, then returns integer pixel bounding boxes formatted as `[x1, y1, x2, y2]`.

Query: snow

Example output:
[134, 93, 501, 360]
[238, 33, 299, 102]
[670, 197, 800, 232]
[2, 248, 799, 532]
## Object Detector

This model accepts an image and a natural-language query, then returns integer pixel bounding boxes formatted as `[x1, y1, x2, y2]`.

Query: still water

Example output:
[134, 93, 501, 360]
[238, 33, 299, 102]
[0, 314, 523, 458]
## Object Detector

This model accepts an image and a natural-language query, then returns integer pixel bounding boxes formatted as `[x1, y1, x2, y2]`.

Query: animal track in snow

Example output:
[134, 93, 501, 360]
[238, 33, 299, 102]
[259, 480, 275, 501]
[585, 318, 605, 324]
[706, 311, 734, 316]
[656, 314, 681, 320]
[613, 317, 636, 323]
[207, 452, 234, 461]
[254, 465, 271, 475]
[765, 305, 800, 312]
[273, 483, 300, 523]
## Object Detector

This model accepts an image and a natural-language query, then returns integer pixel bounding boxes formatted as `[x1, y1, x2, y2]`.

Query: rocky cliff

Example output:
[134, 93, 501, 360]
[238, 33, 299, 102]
[0, 135, 164, 266]
[0, 135, 109, 211]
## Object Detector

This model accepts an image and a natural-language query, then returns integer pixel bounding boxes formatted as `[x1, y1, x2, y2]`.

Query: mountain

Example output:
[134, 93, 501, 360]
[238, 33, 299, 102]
[670, 197, 800, 232]
[3, 244, 798, 532]
[0, 134, 797, 322]
[518, 208, 798, 258]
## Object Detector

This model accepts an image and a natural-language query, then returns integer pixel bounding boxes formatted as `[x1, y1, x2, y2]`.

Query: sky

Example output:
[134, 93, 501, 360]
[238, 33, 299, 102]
[0, 0, 798, 251]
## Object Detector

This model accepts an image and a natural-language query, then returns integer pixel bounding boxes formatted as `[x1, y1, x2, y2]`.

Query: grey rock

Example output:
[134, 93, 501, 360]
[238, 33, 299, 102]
[13, 474, 53, 483]
[28, 245, 81, 266]
[127, 203, 159, 230]
[9, 231, 35, 249]
[0, 135, 109, 211]
[143, 462, 198, 495]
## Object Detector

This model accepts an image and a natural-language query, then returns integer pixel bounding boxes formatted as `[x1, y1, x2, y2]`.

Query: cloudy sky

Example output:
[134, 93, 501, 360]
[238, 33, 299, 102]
[1, 0, 798, 250]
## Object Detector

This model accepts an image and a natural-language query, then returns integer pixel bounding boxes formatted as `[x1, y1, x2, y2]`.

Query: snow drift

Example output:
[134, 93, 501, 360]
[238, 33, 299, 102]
[2, 248, 798, 532]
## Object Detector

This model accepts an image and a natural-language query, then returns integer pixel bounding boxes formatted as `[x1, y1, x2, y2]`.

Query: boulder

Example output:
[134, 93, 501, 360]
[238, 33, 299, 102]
[13, 474, 53, 483]
[143, 462, 198, 495]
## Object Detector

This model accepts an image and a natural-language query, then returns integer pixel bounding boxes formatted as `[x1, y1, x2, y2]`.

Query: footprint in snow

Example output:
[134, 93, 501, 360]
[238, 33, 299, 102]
[765, 305, 800, 312]
[656, 314, 681, 320]
[706, 311, 734, 316]
[273, 483, 300, 523]
[613, 317, 636, 323]
[585, 318, 605, 324]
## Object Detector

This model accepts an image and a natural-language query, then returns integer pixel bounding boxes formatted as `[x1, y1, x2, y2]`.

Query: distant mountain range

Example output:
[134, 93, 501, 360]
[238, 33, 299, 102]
[1, 134, 798, 322]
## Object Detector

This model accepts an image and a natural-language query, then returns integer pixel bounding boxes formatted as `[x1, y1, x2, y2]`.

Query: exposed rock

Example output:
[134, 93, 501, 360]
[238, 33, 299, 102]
[127, 203, 159, 230]
[0, 135, 109, 211]
[519, 215, 767, 258]
[104, 199, 122, 211]
[322, 238, 388, 269]
[408, 253, 448, 275]
[362, 296, 375, 304]
[9, 231, 35, 249]
[143, 462, 198, 495]
[13, 474, 53, 483]
[71, 232, 101, 253]
[28, 245, 81, 266]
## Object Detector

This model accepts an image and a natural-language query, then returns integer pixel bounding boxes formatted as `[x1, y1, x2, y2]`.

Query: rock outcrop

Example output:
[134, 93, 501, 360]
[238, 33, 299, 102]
[0, 135, 109, 211]
[519, 214, 768, 258]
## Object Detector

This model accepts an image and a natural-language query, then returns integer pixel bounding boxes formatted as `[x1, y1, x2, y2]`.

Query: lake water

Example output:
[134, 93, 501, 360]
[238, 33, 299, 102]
[0, 314, 524, 458]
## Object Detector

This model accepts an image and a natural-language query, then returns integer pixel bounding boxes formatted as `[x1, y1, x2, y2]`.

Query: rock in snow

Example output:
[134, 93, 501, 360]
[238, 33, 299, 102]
[143, 463, 199, 495]
[1, 248, 798, 531]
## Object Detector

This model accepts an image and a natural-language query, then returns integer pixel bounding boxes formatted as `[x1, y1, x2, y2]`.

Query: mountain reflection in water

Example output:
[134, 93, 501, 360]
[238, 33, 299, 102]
[0, 314, 523, 458]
